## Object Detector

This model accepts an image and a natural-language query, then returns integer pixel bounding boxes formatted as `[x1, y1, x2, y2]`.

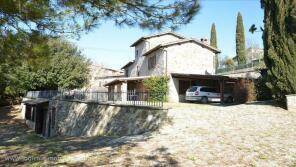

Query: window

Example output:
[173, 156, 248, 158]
[135, 50, 139, 59]
[201, 87, 217, 93]
[125, 69, 129, 77]
[148, 55, 156, 70]
[187, 86, 198, 92]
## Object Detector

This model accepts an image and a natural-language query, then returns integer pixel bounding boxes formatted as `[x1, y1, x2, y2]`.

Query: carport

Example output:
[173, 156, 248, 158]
[171, 73, 238, 102]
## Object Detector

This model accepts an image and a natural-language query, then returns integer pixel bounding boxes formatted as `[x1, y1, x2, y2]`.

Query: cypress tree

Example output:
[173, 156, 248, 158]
[210, 23, 217, 48]
[210, 23, 219, 69]
[236, 12, 246, 65]
[261, 0, 296, 101]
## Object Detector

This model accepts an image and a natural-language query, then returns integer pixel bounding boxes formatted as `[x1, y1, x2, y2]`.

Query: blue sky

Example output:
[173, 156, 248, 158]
[70, 0, 264, 70]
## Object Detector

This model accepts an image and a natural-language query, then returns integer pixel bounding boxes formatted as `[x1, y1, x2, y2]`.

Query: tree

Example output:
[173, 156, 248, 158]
[210, 23, 218, 69]
[261, 0, 296, 101]
[0, 0, 200, 37]
[23, 39, 90, 90]
[224, 57, 235, 68]
[143, 76, 169, 101]
[210, 23, 217, 48]
[236, 12, 246, 64]
[0, 38, 90, 105]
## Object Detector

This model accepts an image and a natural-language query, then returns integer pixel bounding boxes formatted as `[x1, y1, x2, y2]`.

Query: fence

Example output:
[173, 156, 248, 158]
[25, 90, 164, 108]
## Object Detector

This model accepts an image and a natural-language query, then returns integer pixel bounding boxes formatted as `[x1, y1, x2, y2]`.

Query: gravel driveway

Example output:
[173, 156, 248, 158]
[1, 102, 296, 166]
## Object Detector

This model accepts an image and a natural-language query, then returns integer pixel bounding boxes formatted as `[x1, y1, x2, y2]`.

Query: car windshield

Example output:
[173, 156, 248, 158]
[187, 86, 197, 92]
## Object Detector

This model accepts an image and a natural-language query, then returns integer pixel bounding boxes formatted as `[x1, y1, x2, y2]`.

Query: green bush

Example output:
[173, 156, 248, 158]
[254, 78, 272, 101]
[143, 76, 169, 101]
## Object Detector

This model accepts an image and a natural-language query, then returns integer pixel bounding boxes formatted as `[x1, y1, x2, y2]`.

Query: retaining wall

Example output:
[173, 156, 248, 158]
[49, 100, 168, 136]
[286, 94, 296, 111]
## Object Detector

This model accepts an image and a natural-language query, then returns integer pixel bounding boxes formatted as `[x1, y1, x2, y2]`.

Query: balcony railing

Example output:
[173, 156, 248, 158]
[216, 60, 264, 74]
[25, 90, 164, 108]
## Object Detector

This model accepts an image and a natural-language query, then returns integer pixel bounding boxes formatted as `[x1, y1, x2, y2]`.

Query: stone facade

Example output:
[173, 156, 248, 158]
[143, 42, 216, 76]
[126, 33, 217, 78]
[286, 94, 296, 111]
[48, 99, 167, 136]
[85, 64, 124, 91]
[126, 34, 182, 77]
[126, 34, 180, 77]
[119, 32, 220, 102]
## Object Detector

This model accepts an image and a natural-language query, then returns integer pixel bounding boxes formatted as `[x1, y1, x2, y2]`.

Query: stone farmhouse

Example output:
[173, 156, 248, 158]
[105, 32, 238, 102]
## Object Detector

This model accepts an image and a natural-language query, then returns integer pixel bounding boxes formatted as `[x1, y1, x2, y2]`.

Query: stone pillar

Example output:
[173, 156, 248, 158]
[286, 94, 296, 111]
[121, 82, 128, 102]
[168, 76, 179, 103]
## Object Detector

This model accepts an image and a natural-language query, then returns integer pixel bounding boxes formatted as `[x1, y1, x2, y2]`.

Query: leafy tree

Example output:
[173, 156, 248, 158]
[224, 57, 235, 68]
[210, 23, 218, 69]
[23, 39, 90, 90]
[261, 0, 296, 101]
[0, 32, 50, 104]
[236, 12, 246, 64]
[0, 38, 90, 105]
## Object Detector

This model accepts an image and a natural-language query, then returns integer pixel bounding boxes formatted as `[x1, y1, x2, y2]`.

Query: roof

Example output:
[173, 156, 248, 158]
[130, 32, 186, 47]
[23, 98, 49, 105]
[104, 76, 151, 86]
[121, 61, 135, 69]
[171, 73, 238, 82]
[90, 64, 123, 73]
[143, 39, 221, 56]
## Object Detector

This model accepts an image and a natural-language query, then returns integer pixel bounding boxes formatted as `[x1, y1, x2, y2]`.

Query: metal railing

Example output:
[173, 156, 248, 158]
[216, 60, 263, 74]
[25, 90, 164, 108]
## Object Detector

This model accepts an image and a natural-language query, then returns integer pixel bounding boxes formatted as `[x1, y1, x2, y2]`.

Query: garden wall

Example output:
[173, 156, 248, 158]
[48, 100, 168, 137]
[286, 94, 296, 111]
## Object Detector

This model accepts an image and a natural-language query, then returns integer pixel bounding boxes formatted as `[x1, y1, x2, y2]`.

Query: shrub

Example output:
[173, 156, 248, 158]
[233, 79, 255, 103]
[254, 78, 272, 101]
[143, 76, 169, 101]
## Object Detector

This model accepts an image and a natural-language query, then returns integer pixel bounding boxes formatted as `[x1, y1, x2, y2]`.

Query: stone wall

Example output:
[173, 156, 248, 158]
[85, 64, 123, 91]
[286, 94, 296, 111]
[165, 42, 216, 75]
[49, 100, 168, 137]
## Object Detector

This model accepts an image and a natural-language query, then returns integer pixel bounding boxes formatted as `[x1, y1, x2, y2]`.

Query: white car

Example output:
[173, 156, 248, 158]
[185, 86, 233, 103]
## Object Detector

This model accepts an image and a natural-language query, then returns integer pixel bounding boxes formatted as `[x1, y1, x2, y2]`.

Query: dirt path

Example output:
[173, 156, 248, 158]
[1, 103, 296, 166]
[0, 106, 29, 141]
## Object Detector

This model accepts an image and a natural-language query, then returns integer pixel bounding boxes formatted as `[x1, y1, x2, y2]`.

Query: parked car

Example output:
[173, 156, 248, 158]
[185, 86, 233, 103]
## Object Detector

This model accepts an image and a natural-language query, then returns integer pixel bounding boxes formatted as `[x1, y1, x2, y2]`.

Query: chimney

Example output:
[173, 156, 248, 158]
[200, 37, 208, 45]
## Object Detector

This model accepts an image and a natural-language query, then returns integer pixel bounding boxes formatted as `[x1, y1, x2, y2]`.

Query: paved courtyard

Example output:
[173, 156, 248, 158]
[1, 102, 296, 166]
